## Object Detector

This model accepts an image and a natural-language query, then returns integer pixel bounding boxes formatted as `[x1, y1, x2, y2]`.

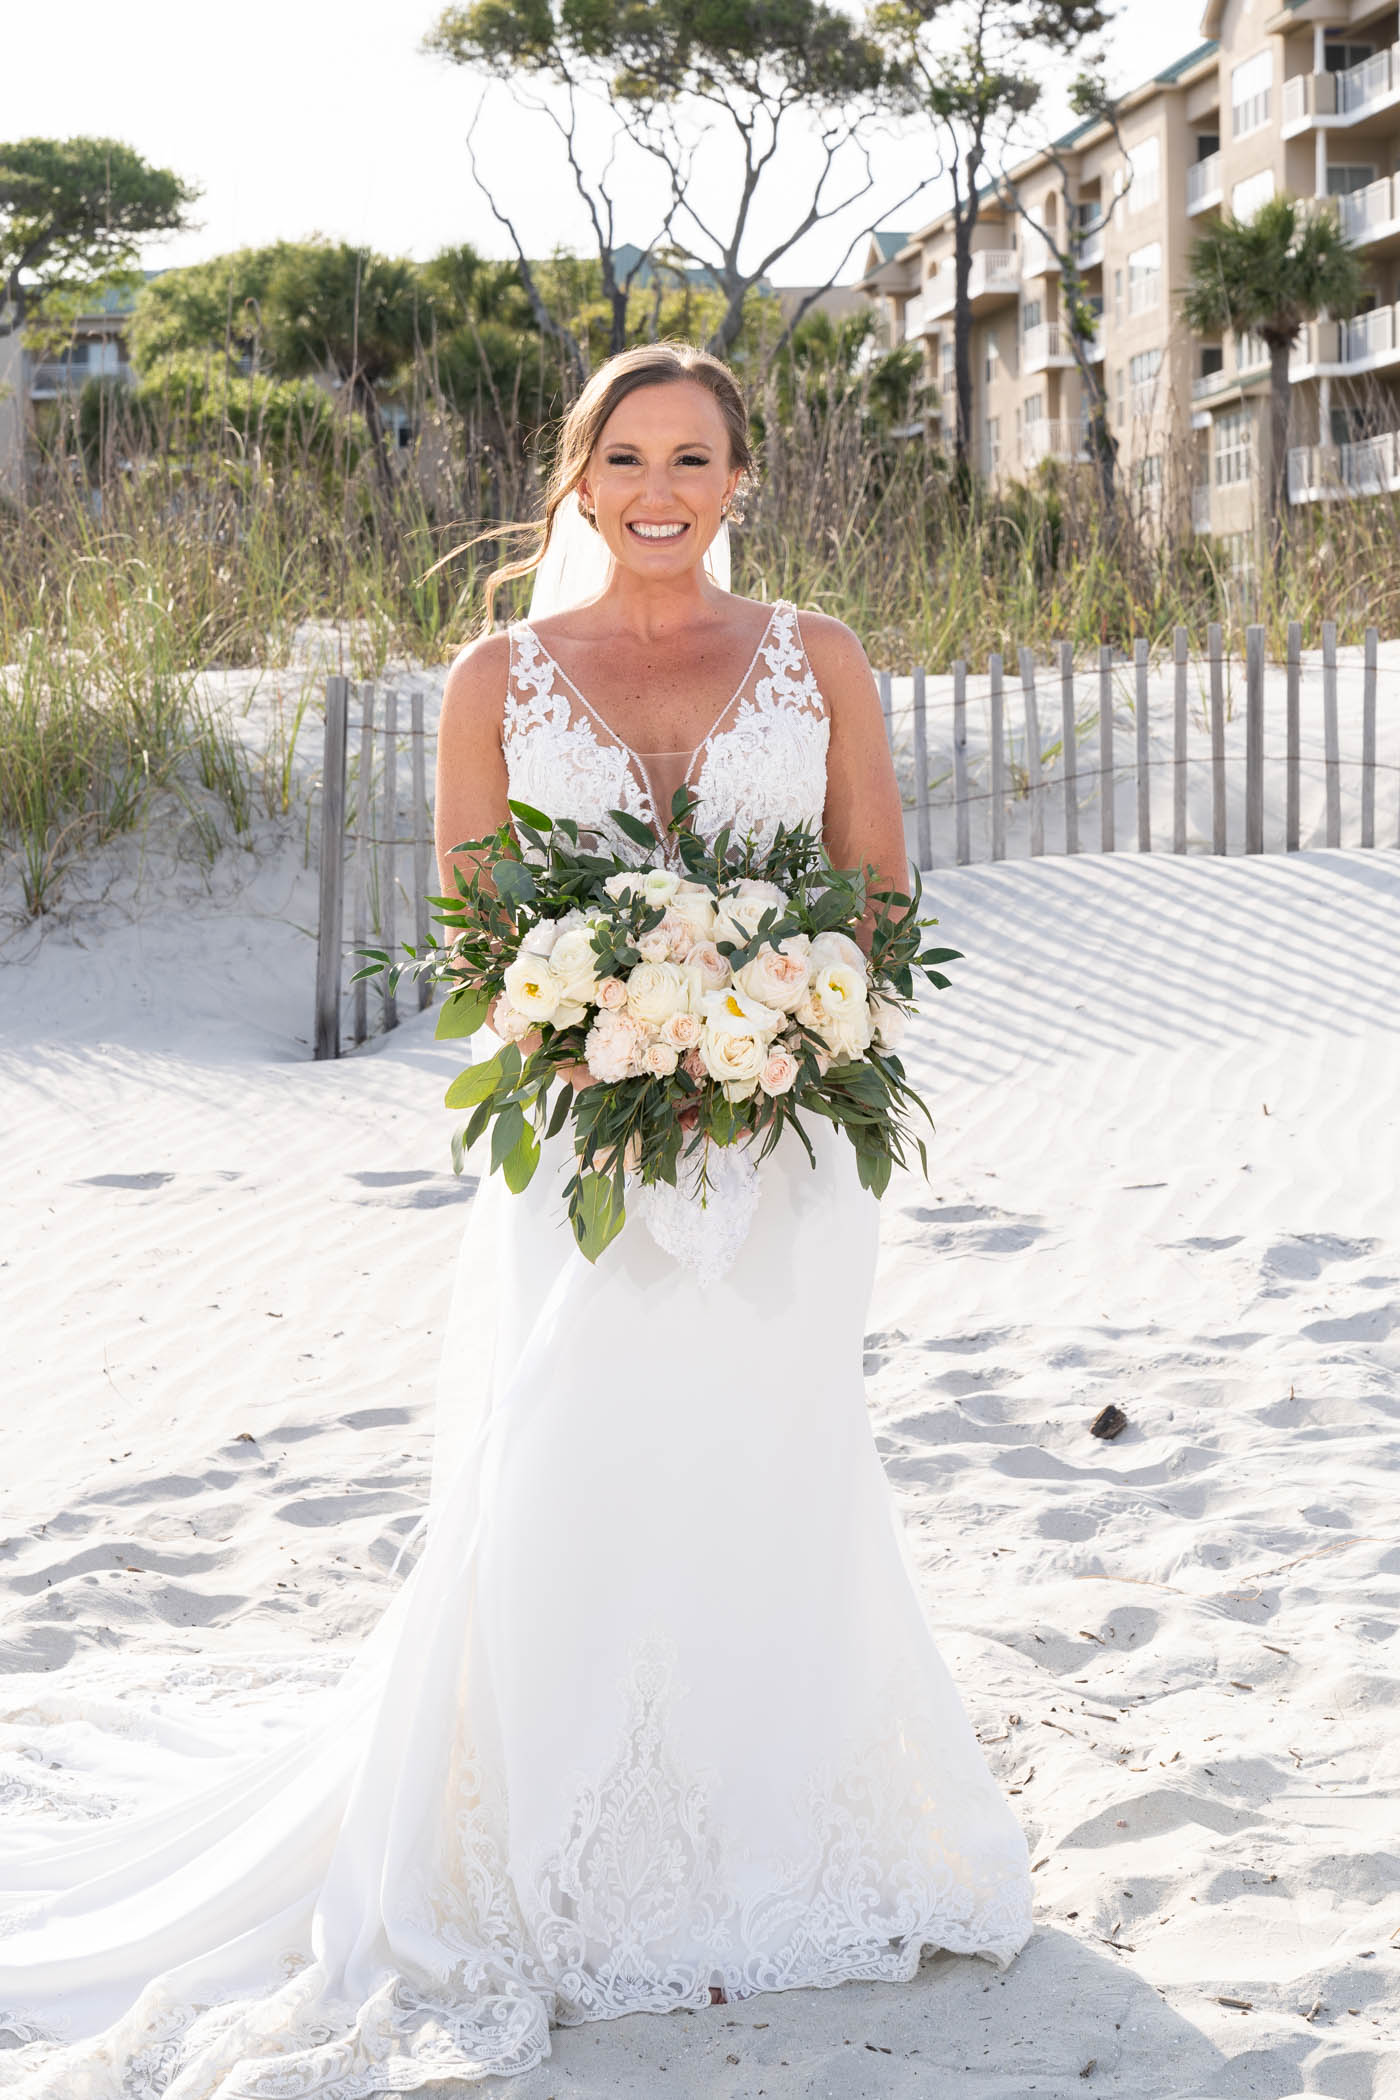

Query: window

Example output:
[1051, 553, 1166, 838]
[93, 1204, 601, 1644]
[1231, 49, 1272, 137]
[1024, 392, 1045, 424]
[1022, 299, 1043, 335]
[1236, 330, 1268, 374]
[1231, 169, 1275, 223]
[984, 334, 1001, 385]
[1115, 365, 1126, 423]
[1200, 344, 1224, 379]
[1127, 242, 1162, 314]
[940, 338, 954, 389]
[984, 416, 1001, 473]
[1196, 132, 1220, 160]
[1324, 40, 1376, 74]
[1214, 407, 1254, 487]
[1327, 164, 1377, 195]
[1129, 347, 1163, 418]
[1126, 135, 1161, 213]
[1113, 267, 1124, 320]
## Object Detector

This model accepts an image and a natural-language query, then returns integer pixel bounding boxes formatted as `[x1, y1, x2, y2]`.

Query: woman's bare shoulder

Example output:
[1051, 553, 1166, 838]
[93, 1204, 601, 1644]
[441, 629, 512, 734]
[787, 606, 875, 691]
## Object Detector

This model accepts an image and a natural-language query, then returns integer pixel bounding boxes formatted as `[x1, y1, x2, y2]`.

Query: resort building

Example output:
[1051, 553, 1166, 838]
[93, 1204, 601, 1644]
[858, 0, 1400, 543]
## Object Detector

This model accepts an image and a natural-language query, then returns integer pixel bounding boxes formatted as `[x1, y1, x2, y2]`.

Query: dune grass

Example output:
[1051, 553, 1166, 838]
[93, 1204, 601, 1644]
[4, 370, 1399, 917]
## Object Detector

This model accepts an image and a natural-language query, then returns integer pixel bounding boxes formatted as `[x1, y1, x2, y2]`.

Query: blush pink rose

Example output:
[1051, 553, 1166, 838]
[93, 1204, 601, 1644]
[759, 1046, 800, 1096]
[660, 1011, 703, 1052]
[685, 940, 731, 993]
[682, 1048, 707, 1084]
[595, 976, 627, 1011]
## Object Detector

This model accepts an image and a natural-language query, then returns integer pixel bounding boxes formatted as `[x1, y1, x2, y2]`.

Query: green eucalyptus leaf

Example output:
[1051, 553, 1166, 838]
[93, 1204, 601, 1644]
[445, 1051, 507, 1110]
[502, 1119, 541, 1194]
[490, 1102, 527, 1174]
[508, 798, 552, 831]
[573, 1172, 627, 1263]
[434, 985, 491, 1039]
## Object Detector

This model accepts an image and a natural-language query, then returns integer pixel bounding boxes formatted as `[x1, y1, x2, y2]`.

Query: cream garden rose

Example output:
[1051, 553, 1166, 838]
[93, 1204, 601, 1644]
[798, 962, 872, 1059]
[698, 1021, 770, 1101]
[735, 933, 811, 1014]
[808, 929, 867, 978]
[548, 926, 601, 1008]
[625, 960, 698, 1031]
[683, 940, 731, 993]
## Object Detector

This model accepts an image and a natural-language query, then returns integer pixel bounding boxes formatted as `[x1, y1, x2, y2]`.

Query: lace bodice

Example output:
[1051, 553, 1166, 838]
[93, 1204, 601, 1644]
[502, 599, 829, 858]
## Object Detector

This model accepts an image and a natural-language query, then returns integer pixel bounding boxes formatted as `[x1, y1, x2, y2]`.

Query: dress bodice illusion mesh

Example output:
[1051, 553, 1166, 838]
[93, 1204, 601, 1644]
[0, 599, 1034, 2099]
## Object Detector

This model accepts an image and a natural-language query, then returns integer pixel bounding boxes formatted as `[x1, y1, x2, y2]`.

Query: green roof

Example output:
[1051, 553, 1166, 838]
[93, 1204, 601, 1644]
[870, 230, 908, 261]
[1155, 39, 1218, 84]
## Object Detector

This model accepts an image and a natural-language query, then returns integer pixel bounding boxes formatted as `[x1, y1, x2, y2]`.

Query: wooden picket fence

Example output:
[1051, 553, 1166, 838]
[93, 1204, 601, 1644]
[312, 623, 1398, 1059]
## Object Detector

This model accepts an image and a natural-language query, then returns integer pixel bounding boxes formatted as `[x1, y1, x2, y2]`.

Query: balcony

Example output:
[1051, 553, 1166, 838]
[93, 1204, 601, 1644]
[1192, 363, 1232, 401]
[1186, 152, 1223, 215]
[1021, 322, 1076, 374]
[1021, 418, 1090, 468]
[1290, 299, 1400, 378]
[1336, 172, 1400, 249]
[29, 357, 132, 396]
[1289, 429, 1400, 502]
[1020, 233, 1061, 278]
[901, 294, 933, 341]
[1283, 46, 1400, 135]
[967, 249, 1020, 310]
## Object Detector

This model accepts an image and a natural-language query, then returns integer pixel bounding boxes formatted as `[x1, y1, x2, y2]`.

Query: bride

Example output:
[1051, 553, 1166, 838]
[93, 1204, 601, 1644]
[0, 342, 1032, 2095]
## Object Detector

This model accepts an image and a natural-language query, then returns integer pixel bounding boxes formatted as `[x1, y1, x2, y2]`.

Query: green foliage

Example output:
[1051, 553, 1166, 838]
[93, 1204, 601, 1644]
[1183, 195, 1365, 350]
[0, 135, 199, 345]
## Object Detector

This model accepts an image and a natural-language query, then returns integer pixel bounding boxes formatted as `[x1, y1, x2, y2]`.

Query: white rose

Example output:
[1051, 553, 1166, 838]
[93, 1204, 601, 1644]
[625, 961, 698, 1031]
[519, 919, 560, 958]
[641, 868, 680, 909]
[548, 925, 601, 1007]
[808, 929, 867, 978]
[503, 951, 560, 1025]
[699, 1021, 769, 1101]
[797, 963, 872, 1059]
[668, 881, 717, 944]
[702, 984, 784, 1037]
[604, 871, 646, 902]
[714, 889, 789, 949]
[869, 993, 907, 1049]
[552, 998, 589, 1031]
[495, 1001, 534, 1042]
[735, 934, 812, 1014]
[733, 878, 788, 907]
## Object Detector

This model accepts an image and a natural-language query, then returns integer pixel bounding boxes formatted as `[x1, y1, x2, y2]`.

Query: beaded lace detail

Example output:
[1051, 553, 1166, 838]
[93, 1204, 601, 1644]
[0, 1637, 1033, 2095]
[503, 600, 829, 858]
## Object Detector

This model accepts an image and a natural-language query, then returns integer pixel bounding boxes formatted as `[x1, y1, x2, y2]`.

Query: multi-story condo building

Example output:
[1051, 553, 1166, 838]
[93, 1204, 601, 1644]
[858, 1, 1400, 546]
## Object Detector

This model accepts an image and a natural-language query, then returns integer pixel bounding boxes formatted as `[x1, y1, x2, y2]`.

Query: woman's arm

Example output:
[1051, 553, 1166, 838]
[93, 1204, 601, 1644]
[434, 631, 513, 898]
[801, 611, 911, 947]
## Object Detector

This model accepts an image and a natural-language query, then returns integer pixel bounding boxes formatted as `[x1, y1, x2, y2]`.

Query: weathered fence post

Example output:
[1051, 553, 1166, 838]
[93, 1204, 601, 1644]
[314, 676, 349, 1061]
[1134, 637, 1150, 852]
[411, 689, 433, 1011]
[1097, 644, 1114, 853]
[380, 687, 399, 1032]
[1322, 620, 1340, 848]
[1059, 641, 1079, 855]
[952, 661, 970, 866]
[911, 666, 931, 870]
[1245, 624, 1265, 854]
[1208, 621, 1226, 855]
[1285, 621, 1301, 853]
[1361, 625, 1377, 850]
[989, 653, 1006, 861]
[1018, 646, 1044, 857]
[1172, 627, 1188, 853]
[878, 669, 893, 749]
[353, 684, 373, 1047]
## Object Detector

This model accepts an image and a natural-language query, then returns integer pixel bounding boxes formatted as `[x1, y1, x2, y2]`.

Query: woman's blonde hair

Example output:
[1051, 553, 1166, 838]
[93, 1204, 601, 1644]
[479, 341, 753, 631]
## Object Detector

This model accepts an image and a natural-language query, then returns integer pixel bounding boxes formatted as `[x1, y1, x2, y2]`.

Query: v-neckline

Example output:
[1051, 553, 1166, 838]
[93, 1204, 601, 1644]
[516, 601, 784, 769]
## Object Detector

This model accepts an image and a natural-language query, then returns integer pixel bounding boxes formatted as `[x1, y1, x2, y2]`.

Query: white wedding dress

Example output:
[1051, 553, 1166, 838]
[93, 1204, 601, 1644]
[0, 598, 1033, 2097]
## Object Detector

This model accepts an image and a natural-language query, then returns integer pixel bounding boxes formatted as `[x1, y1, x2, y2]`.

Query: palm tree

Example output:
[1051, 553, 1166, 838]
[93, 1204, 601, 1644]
[1183, 194, 1364, 556]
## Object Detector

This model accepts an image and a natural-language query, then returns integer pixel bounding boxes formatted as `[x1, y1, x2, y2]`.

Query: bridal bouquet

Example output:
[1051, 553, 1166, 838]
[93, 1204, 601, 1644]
[356, 791, 960, 1268]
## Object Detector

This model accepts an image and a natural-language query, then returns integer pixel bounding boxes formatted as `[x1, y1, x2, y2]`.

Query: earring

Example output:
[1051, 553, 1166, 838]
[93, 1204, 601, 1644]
[577, 491, 595, 523]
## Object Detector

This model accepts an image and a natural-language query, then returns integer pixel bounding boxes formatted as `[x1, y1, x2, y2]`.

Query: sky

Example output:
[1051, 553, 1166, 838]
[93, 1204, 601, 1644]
[15, 0, 1211, 292]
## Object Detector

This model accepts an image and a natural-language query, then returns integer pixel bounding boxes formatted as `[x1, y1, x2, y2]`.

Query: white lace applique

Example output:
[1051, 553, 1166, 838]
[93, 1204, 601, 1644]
[502, 601, 828, 857]
[0, 1634, 1031, 2095]
[629, 1141, 760, 1285]
[503, 624, 656, 856]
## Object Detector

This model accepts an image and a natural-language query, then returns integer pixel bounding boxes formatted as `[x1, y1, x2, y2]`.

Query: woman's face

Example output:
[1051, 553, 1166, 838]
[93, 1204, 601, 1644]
[579, 379, 741, 580]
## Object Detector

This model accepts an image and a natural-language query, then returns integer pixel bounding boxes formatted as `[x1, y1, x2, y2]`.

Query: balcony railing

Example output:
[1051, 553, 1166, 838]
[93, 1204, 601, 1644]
[1342, 305, 1397, 362]
[1021, 419, 1090, 467]
[1186, 152, 1223, 214]
[1192, 363, 1231, 400]
[1291, 299, 1400, 374]
[1073, 224, 1104, 269]
[1338, 173, 1400, 243]
[967, 249, 1020, 303]
[29, 358, 132, 393]
[1289, 430, 1400, 501]
[1232, 88, 1271, 138]
[1337, 45, 1397, 116]
[1021, 322, 1076, 373]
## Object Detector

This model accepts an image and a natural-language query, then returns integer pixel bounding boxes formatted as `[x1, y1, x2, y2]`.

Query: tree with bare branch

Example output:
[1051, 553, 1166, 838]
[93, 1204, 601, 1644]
[870, 1, 1113, 480]
[423, 0, 936, 370]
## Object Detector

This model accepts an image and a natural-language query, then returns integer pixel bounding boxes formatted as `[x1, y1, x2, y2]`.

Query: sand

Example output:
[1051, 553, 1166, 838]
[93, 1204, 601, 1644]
[1, 662, 1398, 2096]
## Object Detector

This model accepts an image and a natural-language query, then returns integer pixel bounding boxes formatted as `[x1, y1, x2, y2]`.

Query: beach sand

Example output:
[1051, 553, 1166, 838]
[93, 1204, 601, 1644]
[2, 802, 1398, 2095]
